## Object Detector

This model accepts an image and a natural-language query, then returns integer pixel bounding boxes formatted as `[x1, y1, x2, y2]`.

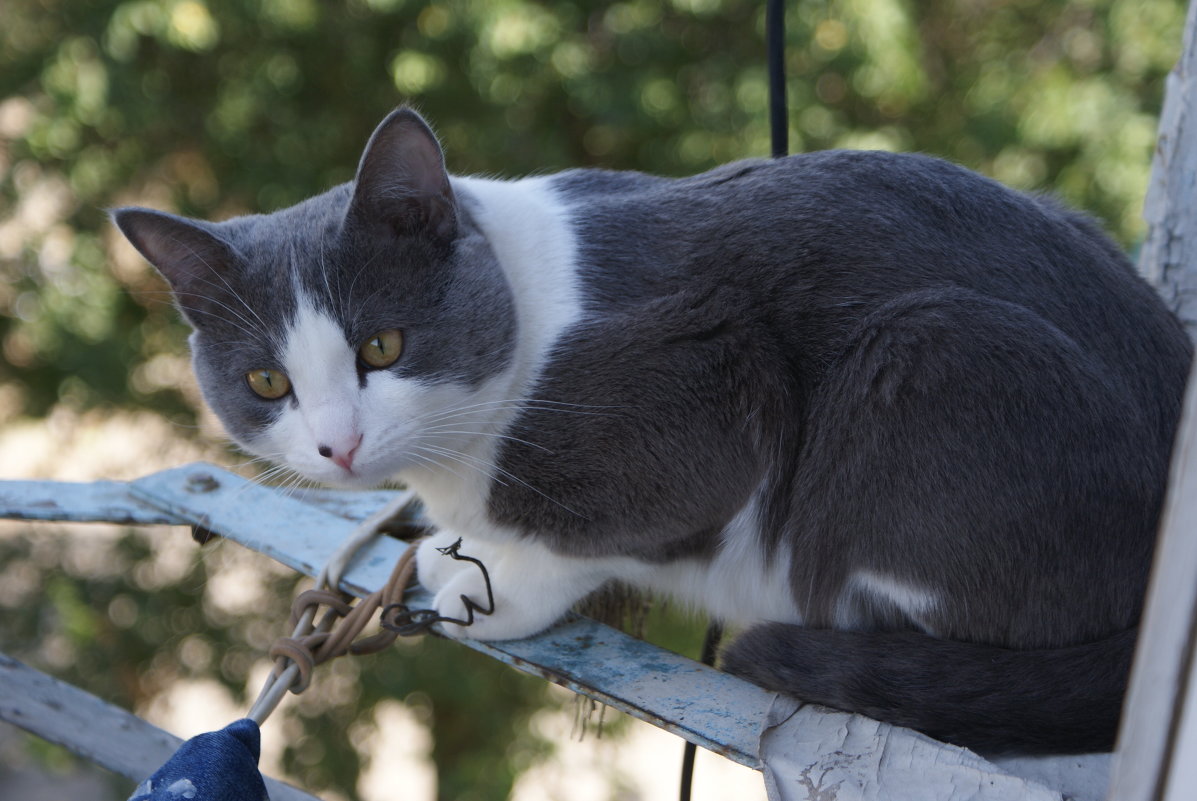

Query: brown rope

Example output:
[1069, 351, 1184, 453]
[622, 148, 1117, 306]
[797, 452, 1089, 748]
[251, 540, 421, 721]
[298, 541, 417, 662]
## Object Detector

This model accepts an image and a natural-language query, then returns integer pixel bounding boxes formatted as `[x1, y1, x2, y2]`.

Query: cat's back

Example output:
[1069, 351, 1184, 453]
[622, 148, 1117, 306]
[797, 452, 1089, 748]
[550, 148, 1124, 287]
[547, 150, 1190, 405]
[549, 148, 1118, 277]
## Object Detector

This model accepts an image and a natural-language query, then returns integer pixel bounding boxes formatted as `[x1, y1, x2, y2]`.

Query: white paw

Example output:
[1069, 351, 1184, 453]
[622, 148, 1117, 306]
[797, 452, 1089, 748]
[433, 568, 571, 641]
[415, 530, 487, 594]
[430, 539, 612, 642]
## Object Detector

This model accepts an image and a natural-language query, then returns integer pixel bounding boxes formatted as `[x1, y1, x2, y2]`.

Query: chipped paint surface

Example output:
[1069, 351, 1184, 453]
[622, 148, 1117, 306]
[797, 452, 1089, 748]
[126, 463, 770, 768]
[452, 605, 772, 767]
[757, 692, 1108, 801]
[0, 479, 185, 525]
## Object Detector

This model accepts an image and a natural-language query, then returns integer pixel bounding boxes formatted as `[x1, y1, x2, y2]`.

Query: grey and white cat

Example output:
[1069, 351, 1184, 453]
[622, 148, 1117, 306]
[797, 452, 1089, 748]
[115, 108, 1192, 754]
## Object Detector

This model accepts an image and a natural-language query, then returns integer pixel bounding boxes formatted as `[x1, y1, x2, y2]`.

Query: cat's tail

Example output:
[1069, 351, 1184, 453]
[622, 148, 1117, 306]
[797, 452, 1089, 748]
[720, 623, 1137, 754]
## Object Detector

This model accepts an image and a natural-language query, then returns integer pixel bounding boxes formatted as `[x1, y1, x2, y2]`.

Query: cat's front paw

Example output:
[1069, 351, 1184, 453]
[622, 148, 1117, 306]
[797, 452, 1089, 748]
[429, 562, 553, 641]
[430, 540, 609, 642]
[415, 530, 490, 594]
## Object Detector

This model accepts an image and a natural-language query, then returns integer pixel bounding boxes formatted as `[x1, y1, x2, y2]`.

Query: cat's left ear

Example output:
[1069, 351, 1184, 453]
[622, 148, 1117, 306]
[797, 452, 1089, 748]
[111, 207, 243, 329]
[348, 108, 457, 242]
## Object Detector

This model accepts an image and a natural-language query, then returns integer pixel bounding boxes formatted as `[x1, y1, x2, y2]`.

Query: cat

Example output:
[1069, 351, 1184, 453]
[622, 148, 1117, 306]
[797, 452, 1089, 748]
[114, 107, 1192, 755]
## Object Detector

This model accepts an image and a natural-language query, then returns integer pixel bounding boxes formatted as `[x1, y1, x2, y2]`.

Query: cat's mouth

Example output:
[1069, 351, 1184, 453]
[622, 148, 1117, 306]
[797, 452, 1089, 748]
[278, 452, 390, 491]
[315, 465, 387, 491]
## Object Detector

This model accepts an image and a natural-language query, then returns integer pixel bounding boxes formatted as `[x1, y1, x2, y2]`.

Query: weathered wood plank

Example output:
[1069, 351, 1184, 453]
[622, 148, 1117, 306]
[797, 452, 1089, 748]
[0, 478, 402, 528]
[129, 465, 414, 595]
[128, 463, 771, 768]
[444, 596, 774, 768]
[0, 652, 322, 801]
[290, 487, 414, 523]
[760, 697, 1069, 801]
[1162, 651, 1197, 801]
[0, 479, 185, 525]
[988, 753, 1110, 801]
[1139, 0, 1197, 339]
[1115, 1, 1197, 786]
[1111, 359, 1197, 801]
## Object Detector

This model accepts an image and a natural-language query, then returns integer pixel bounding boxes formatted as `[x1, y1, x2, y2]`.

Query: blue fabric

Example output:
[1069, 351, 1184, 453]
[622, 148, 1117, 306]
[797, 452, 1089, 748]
[128, 718, 269, 801]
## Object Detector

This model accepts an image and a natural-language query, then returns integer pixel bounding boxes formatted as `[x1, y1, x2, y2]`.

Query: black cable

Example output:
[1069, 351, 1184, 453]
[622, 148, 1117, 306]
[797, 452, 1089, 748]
[766, 0, 788, 159]
[679, 6, 785, 800]
[678, 622, 724, 801]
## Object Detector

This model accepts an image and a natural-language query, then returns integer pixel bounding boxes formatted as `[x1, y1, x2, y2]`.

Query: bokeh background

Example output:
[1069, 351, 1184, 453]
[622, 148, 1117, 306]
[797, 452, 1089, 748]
[0, 0, 1187, 799]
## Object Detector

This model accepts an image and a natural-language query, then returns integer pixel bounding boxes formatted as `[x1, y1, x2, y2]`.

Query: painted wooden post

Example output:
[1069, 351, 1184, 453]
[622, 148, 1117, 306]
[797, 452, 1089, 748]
[1111, 2, 1197, 799]
[1104, 364, 1197, 801]
[1138, 0, 1197, 338]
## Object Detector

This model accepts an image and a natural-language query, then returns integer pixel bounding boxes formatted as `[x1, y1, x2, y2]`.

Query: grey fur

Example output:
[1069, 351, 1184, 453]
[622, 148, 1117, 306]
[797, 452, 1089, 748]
[113, 110, 516, 451]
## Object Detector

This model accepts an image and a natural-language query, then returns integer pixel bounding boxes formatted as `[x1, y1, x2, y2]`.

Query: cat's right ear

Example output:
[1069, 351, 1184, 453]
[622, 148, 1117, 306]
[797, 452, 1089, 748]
[347, 108, 457, 242]
[111, 207, 240, 328]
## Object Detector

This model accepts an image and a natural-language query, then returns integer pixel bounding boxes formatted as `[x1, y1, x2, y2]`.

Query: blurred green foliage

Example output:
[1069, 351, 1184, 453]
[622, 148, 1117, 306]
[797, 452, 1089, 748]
[0, 0, 1184, 422]
[0, 0, 1186, 799]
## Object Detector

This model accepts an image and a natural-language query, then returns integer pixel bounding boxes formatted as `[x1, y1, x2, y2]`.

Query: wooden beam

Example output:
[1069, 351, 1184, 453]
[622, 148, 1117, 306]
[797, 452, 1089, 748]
[0, 652, 322, 801]
[0, 476, 399, 526]
[759, 697, 1111, 801]
[1113, 1, 1197, 798]
[1110, 360, 1197, 801]
[127, 463, 773, 769]
[1139, 0, 1197, 338]
[0, 479, 184, 525]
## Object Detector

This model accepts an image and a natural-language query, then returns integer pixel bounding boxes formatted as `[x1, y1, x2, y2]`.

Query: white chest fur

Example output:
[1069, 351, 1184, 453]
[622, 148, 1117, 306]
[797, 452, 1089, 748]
[618, 493, 803, 627]
[397, 174, 585, 536]
[401, 180, 806, 633]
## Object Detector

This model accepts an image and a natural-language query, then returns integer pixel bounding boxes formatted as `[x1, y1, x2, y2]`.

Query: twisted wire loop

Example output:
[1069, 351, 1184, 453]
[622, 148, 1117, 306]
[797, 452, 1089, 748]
[248, 535, 496, 725]
[380, 538, 496, 636]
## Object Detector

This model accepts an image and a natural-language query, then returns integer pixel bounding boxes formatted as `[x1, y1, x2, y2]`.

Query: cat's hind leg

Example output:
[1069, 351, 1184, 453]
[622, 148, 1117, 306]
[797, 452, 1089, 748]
[726, 286, 1150, 753]
[779, 284, 1148, 639]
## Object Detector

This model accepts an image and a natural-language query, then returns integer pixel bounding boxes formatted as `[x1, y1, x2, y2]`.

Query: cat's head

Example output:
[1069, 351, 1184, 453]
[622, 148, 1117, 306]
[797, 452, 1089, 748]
[114, 109, 517, 488]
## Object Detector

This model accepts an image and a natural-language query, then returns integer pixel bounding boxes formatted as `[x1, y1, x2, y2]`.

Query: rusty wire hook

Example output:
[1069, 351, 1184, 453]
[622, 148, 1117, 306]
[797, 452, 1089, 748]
[380, 538, 495, 636]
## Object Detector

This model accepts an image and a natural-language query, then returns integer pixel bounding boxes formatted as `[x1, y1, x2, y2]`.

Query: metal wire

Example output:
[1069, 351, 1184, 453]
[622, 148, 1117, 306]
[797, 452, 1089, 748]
[680, 4, 787, 798]
[679, 622, 726, 801]
[767, 0, 789, 159]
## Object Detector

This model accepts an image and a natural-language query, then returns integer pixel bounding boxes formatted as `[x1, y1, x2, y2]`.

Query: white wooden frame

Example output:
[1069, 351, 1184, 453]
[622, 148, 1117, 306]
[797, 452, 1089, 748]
[1108, 1, 1197, 799]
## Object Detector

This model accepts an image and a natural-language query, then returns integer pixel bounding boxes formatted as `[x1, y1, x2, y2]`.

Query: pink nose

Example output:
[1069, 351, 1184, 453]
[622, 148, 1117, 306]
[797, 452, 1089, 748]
[317, 435, 362, 472]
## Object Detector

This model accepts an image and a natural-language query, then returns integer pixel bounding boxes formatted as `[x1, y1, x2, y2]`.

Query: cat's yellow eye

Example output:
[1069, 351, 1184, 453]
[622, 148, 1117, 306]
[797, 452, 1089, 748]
[359, 329, 404, 368]
[246, 368, 291, 399]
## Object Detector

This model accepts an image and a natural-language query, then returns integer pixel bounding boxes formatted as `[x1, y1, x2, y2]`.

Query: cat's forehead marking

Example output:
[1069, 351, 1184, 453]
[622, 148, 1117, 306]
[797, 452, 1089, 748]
[281, 301, 357, 401]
